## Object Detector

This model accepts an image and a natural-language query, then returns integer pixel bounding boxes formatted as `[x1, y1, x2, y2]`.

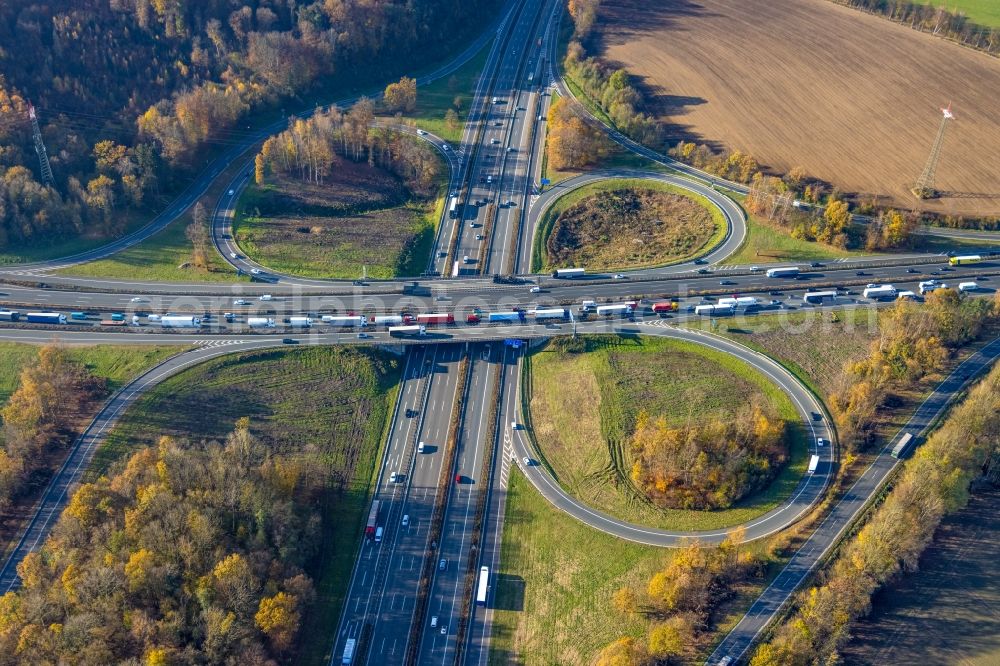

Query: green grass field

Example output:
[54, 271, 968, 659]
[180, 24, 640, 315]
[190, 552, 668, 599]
[490, 468, 670, 664]
[910, 0, 1000, 27]
[525, 335, 807, 531]
[724, 195, 863, 265]
[532, 178, 727, 272]
[57, 210, 242, 282]
[234, 160, 444, 279]
[0, 343, 183, 404]
[87, 346, 401, 666]
[491, 468, 782, 664]
[683, 307, 879, 399]
[404, 38, 493, 143]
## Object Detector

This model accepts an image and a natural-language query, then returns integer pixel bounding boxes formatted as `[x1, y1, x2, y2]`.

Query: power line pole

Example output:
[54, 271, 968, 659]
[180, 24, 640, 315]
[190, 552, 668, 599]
[28, 102, 54, 187]
[912, 103, 955, 200]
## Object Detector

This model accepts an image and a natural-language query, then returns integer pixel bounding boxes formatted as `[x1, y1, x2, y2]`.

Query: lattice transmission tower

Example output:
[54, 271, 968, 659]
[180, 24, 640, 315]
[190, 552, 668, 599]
[28, 102, 54, 187]
[912, 103, 955, 199]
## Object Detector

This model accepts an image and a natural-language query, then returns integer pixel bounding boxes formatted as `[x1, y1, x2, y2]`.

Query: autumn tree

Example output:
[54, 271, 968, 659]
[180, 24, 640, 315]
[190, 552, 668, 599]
[547, 97, 609, 170]
[255, 592, 302, 652]
[866, 208, 917, 250]
[186, 202, 209, 269]
[384, 76, 417, 113]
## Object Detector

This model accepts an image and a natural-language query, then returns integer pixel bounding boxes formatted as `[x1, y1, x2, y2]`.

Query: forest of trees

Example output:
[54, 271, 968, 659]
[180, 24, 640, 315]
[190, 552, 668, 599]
[596, 530, 769, 665]
[0, 0, 491, 250]
[0, 345, 106, 515]
[256, 102, 442, 196]
[752, 361, 1000, 665]
[0, 419, 319, 664]
[630, 404, 788, 510]
[834, 0, 1000, 56]
[830, 289, 1000, 449]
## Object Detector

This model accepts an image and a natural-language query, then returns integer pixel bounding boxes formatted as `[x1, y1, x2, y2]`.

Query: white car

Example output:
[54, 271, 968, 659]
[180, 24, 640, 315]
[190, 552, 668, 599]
[389, 472, 398, 483]
[817, 438, 827, 447]
[402, 514, 409, 526]
[227, 189, 234, 195]
[530, 286, 541, 293]
[613, 273, 626, 280]
[129, 297, 146, 303]
[250, 268, 262, 275]
[442, 144, 450, 151]
[229, 252, 238, 259]
[233, 299, 250, 306]
[522, 456, 531, 466]
[416, 129, 427, 136]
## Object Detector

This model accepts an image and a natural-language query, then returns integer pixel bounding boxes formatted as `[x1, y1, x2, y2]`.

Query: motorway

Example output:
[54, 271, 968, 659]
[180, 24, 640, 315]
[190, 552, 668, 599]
[334, 344, 466, 664]
[0, 0, 998, 663]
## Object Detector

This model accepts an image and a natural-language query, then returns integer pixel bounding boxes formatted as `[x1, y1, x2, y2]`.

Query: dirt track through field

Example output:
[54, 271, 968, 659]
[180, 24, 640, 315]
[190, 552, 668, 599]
[596, 0, 1000, 217]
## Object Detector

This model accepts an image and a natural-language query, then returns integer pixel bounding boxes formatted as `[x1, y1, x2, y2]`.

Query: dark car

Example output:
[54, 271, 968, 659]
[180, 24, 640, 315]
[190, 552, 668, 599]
[907, 268, 918, 274]
[855, 271, 867, 276]
[282, 338, 298, 344]
[693, 258, 708, 265]
[697, 268, 710, 274]
[719, 280, 736, 286]
[810, 262, 825, 268]
[769, 290, 784, 296]
[812, 412, 823, 421]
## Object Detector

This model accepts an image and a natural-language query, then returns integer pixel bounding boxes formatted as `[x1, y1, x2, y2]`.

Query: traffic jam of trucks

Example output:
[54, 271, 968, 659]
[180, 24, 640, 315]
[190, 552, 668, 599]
[2, 254, 997, 332]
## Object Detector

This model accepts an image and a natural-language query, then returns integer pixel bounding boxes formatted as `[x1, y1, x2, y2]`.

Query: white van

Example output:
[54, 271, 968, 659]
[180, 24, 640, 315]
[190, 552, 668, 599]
[374, 526, 383, 543]
[259, 294, 272, 301]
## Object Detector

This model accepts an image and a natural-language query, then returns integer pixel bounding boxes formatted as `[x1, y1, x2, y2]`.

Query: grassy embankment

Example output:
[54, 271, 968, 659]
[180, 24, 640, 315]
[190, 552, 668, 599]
[0, 343, 183, 404]
[491, 464, 783, 665]
[532, 179, 727, 272]
[525, 335, 806, 531]
[234, 157, 445, 279]
[404, 38, 492, 143]
[86, 346, 400, 666]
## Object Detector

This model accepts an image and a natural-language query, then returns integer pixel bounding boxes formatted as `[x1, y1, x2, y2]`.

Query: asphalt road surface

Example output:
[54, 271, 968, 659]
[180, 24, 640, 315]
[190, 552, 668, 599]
[332, 344, 465, 665]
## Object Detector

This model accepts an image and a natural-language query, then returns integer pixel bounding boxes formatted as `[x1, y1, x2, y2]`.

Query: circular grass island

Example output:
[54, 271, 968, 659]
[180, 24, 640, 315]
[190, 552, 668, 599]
[523, 335, 808, 532]
[532, 179, 726, 273]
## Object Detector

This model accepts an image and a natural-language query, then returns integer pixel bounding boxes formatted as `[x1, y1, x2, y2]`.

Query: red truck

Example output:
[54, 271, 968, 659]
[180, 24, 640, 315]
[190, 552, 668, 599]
[651, 301, 679, 313]
[417, 313, 455, 325]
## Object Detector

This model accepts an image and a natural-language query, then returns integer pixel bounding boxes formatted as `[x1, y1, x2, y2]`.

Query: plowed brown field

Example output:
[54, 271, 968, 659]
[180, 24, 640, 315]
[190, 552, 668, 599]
[596, 0, 1000, 216]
